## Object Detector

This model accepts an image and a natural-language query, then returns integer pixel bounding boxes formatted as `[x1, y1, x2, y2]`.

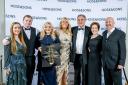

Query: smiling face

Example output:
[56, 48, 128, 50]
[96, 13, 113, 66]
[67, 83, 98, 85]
[23, 17, 32, 28]
[105, 17, 115, 31]
[61, 20, 69, 29]
[61, 19, 69, 29]
[91, 24, 99, 35]
[12, 24, 21, 36]
[77, 15, 86, 28]
[44, 23, 53, 35]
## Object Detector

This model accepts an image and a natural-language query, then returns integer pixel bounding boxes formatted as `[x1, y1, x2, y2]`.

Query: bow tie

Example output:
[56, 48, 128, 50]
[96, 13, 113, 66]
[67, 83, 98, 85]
[78, 28, 84, 30]
[25, 28, 30, 30]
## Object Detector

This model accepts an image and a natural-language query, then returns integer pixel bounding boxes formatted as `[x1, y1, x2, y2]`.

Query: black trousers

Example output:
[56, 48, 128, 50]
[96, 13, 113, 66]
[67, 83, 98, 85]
[74, 54, 87, 85]
[103, 65, 122, 85]
[25, 55, 35, 85]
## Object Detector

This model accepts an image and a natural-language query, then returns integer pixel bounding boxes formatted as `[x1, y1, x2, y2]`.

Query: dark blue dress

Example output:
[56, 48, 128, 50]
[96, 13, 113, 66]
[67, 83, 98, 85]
[36, 34, 60, 85]
[4, 41, 27, 85]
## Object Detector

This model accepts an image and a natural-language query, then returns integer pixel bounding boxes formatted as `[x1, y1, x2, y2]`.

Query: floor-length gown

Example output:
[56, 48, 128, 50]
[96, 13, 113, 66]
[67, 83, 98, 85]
[4, 41, 27, 85]
[88, 35, 102, 85]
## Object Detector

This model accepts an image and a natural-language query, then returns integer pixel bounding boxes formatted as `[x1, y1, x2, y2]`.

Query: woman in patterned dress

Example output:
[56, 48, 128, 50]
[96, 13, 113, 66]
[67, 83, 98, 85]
[57, 17, 72, 85]
[4, 22, 27, 85]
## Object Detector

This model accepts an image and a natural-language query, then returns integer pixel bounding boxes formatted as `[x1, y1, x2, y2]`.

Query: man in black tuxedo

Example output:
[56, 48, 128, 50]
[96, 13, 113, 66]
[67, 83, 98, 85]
[22, 15, 38, 85]
[102, 17, 126, 85]
[70, 14, 90, 85]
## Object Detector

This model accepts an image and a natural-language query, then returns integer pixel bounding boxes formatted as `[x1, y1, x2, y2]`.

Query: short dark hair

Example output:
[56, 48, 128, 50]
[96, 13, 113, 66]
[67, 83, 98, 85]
[90, 22, 100, 30]
[77, 14, 86, 20]
[23, 15, 33, 21]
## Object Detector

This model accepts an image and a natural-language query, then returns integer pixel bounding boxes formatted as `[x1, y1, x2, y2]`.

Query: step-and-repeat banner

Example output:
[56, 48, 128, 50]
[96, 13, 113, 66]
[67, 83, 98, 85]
[5, 0, 128, 85]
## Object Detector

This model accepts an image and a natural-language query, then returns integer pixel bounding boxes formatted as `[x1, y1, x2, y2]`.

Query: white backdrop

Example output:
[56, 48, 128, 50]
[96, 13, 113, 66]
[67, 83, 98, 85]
[5, 0, 128, 85]
[5, 0, 127, 34]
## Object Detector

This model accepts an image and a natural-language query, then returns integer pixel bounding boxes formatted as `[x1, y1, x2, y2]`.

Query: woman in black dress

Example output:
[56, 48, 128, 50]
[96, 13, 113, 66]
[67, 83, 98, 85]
[88, 22, 102, 85]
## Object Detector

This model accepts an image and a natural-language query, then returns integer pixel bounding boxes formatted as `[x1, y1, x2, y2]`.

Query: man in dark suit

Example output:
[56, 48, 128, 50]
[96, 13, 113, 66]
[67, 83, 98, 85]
[70, 14, 90, 85]
[102, 17, 126, 85]
[22, 15, 38, 85]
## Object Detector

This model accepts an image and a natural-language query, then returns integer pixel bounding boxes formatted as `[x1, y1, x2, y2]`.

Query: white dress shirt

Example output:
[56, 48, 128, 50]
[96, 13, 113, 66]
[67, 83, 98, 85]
[107, 27, 115, 38]
[23, 27, 39, 39]
[76, 27, 85, 54]
[23, 27, 31, 39]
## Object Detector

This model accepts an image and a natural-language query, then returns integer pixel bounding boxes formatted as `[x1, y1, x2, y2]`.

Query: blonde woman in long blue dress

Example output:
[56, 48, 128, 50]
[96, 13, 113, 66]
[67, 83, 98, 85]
[4, 22, 27, 85]
[57, 17, 72, 85]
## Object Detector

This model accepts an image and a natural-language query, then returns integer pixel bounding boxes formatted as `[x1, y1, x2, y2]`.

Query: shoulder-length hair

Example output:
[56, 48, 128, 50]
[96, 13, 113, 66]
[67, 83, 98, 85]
[10, 22, 26, 54]
[40, 22, 57, 40]
[90, 22, 100, 30]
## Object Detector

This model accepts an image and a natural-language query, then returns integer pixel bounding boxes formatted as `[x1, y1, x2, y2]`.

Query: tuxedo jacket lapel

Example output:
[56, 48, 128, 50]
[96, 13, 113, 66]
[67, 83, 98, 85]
[107, 28, 116, 40]
[73, 27, 78, 51]
[22, 27, 29, 41]
[104, 31, 107, 40]
[30, 28, 35, 41]
[82, 26, 89, 51]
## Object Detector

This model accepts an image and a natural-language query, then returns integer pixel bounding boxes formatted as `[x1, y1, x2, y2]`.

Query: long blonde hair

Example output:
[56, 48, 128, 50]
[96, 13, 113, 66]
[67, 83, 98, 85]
[59, 17, 72, 36]
[40, 22, 56, 40]
[10, 22, 26, 54]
